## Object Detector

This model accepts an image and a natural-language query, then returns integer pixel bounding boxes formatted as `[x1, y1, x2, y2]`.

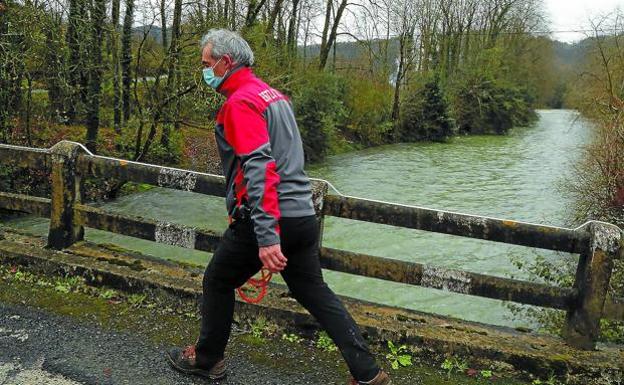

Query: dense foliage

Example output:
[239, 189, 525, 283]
[0, 0, 559, 169]
[291, 71, 348, 162]
[400, 75, 454, 142]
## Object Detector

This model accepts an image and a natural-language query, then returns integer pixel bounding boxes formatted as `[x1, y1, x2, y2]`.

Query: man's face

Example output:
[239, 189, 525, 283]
[201, 44, 231, 77]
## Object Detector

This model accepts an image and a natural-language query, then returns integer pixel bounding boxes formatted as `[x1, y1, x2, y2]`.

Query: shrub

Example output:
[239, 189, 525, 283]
[451, 74, 536, 135]
[290, 70, 348, 162]
[344, 75, 394, 146]
[0, 164, 50, 198]
[400, 74, 455, 142]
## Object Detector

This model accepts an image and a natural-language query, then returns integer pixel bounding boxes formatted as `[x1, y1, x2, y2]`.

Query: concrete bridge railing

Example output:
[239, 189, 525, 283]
[0, 140, 622, 351]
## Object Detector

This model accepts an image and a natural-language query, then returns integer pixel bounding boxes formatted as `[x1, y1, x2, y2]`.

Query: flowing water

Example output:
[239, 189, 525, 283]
[4, 110, 593, 328]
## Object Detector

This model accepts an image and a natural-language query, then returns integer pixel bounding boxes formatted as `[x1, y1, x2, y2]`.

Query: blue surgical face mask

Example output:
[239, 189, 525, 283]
[203, 58, 225, 89]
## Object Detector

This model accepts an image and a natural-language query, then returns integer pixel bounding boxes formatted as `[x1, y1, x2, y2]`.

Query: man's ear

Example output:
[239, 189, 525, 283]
[222, 54, 233, 69]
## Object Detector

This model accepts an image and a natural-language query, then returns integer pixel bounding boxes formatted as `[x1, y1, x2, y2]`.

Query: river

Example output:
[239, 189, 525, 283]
[5, 109, 592, 328]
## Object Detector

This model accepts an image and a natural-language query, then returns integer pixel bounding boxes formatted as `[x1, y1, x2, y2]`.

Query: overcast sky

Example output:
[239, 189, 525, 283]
[545, 0, 622, 42]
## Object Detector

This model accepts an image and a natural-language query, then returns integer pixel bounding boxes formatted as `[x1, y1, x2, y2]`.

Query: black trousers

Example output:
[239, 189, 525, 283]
[196, 215, 380, 381]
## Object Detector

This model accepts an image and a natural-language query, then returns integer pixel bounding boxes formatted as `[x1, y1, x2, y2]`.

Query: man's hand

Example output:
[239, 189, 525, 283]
[259, 244, 287, 273]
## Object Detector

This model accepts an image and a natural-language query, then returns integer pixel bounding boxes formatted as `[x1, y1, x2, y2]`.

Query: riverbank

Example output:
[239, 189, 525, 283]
[1, 227, 622, 385]
[1, 100, 542, 202]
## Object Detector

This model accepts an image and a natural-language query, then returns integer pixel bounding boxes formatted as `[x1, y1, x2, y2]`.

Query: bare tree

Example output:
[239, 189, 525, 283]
[245, 0, 268, 27]
[160, 0, 182, 150]
[266, 0, 284, 39]
[388, 0, 419, 123]
[318, 0, 348, 70]
[286, 0, 301, 53]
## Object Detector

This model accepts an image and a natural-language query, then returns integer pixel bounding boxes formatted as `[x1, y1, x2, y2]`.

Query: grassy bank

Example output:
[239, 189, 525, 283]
[0, 263, 540, 385]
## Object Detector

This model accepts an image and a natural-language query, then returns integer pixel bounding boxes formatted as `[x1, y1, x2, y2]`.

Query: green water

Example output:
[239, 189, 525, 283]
[5, 110, 592, 328]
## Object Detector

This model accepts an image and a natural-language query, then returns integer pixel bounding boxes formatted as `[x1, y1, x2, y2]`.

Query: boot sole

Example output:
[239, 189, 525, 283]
[166, 351, 227, 380]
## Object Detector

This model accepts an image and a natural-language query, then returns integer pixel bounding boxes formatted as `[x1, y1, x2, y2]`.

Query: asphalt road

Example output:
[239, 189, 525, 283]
[0, 302, 343, 385]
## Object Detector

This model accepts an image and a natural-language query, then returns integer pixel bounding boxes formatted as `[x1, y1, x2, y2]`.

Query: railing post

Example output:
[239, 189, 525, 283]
[47, 141, 85, 249]
[564, 221, 622, 349]
[310, 179, 329, 249]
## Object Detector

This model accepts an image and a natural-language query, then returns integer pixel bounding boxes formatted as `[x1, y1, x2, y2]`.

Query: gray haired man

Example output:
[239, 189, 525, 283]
[166, 29, 391, 385]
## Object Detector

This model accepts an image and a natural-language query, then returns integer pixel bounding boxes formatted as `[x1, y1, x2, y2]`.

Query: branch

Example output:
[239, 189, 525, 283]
[157, 84, 198, 109]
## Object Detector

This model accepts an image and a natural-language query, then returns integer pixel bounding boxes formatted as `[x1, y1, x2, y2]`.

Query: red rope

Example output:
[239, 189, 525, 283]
[237, 268, 273, 304]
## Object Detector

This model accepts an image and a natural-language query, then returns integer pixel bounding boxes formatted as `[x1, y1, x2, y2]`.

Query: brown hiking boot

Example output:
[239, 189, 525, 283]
[166, 345, 226, 380]
[349, 370, 392, 385]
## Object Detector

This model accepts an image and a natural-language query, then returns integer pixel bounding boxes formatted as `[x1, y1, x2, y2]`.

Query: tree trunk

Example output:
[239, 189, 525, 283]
[245, 0, 267, 28]
[161, 0, 168, 48]
[288, 0, 302, 55]
[66, 0, 85, 123]
[85, 0, 106, 153]
[303, 12, 311, 65]
[44, 17, 65, 120]
[266, 0, 284, 39]
[216, 0, 222, 21]
[25, 75, 32, 146]
[318, 0, 347, 70]
[77, 0, 90, 109]
[160, 0, 182, 151]
[277, 6, 286, 46]
[121, 0, 134, 124]
[112, 0, 122, 133]
[0, 2, 9, 142]
[134, 118, 144, 160]
[318, 0, 332, 69]
[391, 34, 405, 125]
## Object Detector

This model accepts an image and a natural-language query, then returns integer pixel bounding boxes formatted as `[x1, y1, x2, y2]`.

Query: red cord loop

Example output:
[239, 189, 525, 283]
[237, 268, 273, 304]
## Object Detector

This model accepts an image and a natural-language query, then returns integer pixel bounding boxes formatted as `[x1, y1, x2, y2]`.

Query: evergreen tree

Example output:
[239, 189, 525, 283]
[400, 75, 454, 142]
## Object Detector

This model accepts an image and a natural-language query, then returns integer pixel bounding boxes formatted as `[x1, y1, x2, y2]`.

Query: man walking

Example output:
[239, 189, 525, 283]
[166, 29, 390, 385]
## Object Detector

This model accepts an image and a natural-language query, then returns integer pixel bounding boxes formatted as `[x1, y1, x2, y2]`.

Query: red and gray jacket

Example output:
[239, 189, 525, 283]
[215, 66, 315, 246]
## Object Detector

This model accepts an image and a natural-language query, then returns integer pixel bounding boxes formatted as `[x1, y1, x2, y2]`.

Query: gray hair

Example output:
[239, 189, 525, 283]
[200, 29, 254, 66]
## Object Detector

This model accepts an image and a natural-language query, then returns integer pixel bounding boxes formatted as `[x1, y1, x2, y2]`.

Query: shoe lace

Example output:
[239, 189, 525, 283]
[182, 345, 196, 360]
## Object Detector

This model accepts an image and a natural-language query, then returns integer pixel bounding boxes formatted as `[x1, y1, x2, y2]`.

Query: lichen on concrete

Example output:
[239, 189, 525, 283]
[310, 179, 328, 217]
[421, 265, 472, 294]
[157, 168, 198, 191]
[154, 222, 196, 249]
[588, 221, 623, 256]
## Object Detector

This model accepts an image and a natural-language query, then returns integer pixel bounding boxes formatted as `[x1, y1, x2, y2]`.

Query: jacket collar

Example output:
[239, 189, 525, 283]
[217, 65, 254, 98]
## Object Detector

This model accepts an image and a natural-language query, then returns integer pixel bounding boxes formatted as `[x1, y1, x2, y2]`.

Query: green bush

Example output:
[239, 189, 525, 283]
[109, 118, 183, 165]
[0, 164, 50, 198]
[400, 75, 455, 142]
[509, 253, 624, 344]
[452, 74, 536, 135]
[291, 70, 347, 162]
[344, 75, 393, 146]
